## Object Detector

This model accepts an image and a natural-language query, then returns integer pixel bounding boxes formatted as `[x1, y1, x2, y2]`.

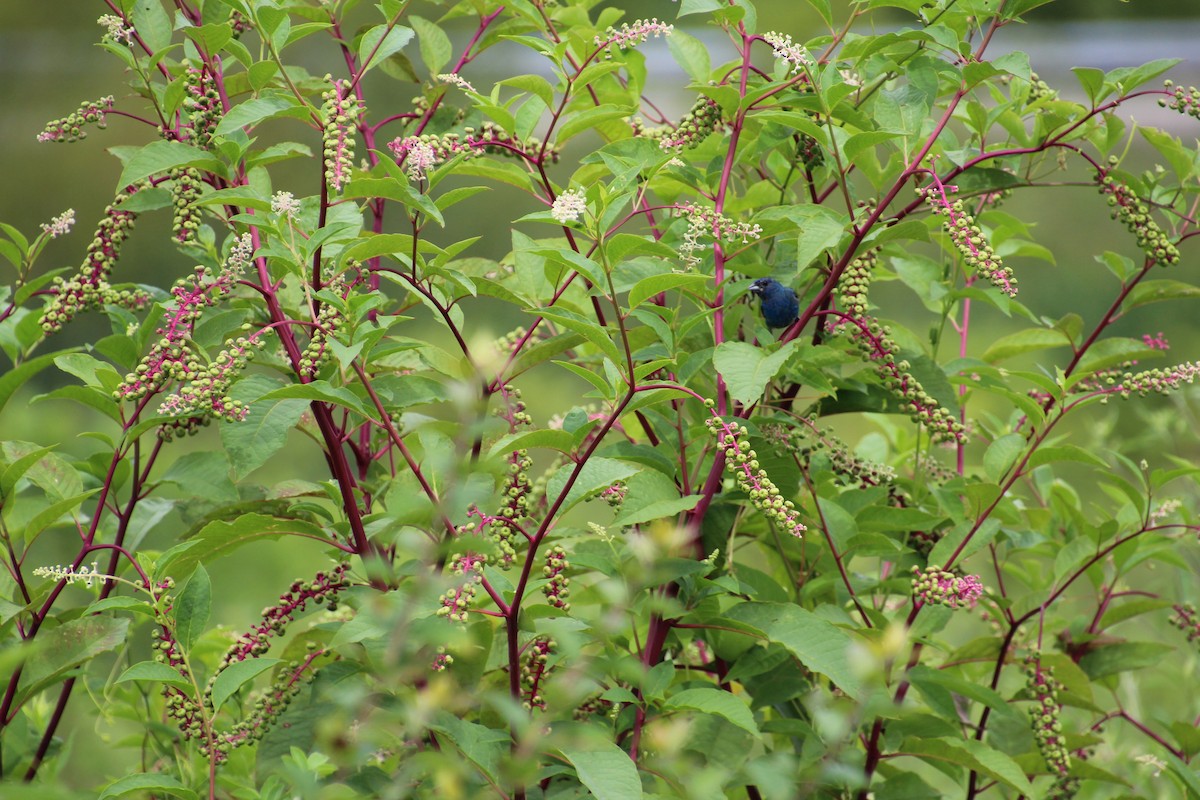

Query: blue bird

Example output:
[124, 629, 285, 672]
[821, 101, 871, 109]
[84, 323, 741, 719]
[748, 278, 799, 330]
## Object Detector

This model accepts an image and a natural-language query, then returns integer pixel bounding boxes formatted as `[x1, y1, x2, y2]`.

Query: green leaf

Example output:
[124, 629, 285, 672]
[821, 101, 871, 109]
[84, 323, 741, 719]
[260, 381, 370, 417]
[1, 445, 55, 498]
[1122, 279, 1200, 311]
[161, 450, 237, 504]
[546, 458, 640, 513]
[411, 16, 451, 76]
[174, 565, 211, 651]
[793, 206, 848, 270]
[210, 658, 283, 713]
[116, 661, 192, 689]
[667, 29, 711, 82]
[981, 328, 1070, 363]
[129, 0, 173, 52]
[1078, 641, 1174, 679]
[16, 617, 129, 709]
[1028, 445, 1108, 470]
[983, 433, 1024, 482]
[612, 495, 701, 527]
[725, 602, 862, 698]
[157, 514, 330, 579]
[713, 341, 798, 405]
[900, 737, 1033, 796]
[628, 273, 711, 309]
[117, 141, 222, 188]
[0, 351, 75, 416]
[358, 24, 415, 72]
[558, 736, 643, 800]
[98, 773, 197, 800]
[221, 375, 307, 479]
[665, 687, 760, 737]
[21, 489, 99, 543]
[428, 712, 509, 782]
[1072, 67, 1107, 105]
[214, 95, 305, 135]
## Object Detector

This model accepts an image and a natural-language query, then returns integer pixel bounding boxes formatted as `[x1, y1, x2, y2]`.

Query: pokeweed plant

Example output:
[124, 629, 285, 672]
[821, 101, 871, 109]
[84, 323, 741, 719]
[1, 0, 1200, 798]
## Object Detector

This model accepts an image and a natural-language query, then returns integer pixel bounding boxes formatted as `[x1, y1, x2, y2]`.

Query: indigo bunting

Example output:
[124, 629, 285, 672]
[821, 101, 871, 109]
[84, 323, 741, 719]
[748, 278, 799, 329]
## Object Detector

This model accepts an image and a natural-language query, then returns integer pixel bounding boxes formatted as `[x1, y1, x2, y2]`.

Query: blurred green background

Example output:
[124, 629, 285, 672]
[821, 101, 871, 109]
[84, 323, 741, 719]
[2, 1, 1200, 789]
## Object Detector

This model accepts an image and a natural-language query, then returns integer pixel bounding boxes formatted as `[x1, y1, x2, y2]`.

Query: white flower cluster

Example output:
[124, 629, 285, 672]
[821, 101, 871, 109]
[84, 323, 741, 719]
[550, 189, 587, 224]
[98, 14, 134, 45]
[33, 561, 107, 589]
[762, 32, 813, 74]
[41, 209, 76, 239]
[271, 191, 301, 218]
[437, 73, 476, 93]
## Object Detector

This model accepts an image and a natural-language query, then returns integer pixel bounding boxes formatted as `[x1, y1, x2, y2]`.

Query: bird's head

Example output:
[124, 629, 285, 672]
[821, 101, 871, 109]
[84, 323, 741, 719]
[748, 277, 778, 296]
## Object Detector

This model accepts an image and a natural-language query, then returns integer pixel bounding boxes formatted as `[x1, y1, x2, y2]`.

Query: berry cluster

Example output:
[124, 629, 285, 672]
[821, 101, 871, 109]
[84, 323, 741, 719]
[40, 188, 149, 333]
[157, 329, 267, 437]
[171, 167, 203, 244]
[183, 66, 222, 147]
[835, 251, 966, 444]
[321, 76, 361, 193]
[1024, 71, 1055, 105]
[918, 183, 1017, 296]
[216, 646, 329, 757]
[1024, 656, 1070, 777]
[1096, 168, 1180, 266]
[1106, 360, 1200, 398]
[705, 411, 806, 539]
[650, 95, 722, 152]
[1161, 80, 1200, 119]
[594, 19, 673, 54]
[911, 566, 983, 609]
[437, 553, 487, 623]
[600, 481, 626, 508]
[521, 636, 554, 710]
[217, 565, 348, 670]
[299, 278, 350, 379]
[1171, 603, 1200, 646]
[542, 545, 570, 612]
[116, 234, 253, 408]
[37, 96, 114, 142]
[767, 421, 896, 489]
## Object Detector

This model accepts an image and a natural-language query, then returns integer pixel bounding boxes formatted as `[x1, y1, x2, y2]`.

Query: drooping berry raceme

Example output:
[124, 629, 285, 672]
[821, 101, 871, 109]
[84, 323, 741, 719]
[521, 636, 555, 711]
[673, 203, 762, 269]
[216, 565, 349, 670]
[1105, 361, 1200, 399]
[171, 167, 203, 244]
[437, 553, 488, 623]
[183, 66, 222, 147]
[116, 234, 254, 411]
[834, 251, 967, 444]
[918, 181, 1017, 296]
[1171, 603, 1200, 647]
[705, 412, 806, 539]
[1025, 655, 1071, 778]
[1096, 166, 1181, 266]
[156, 328, 269, 436]
[765, 420, 897, 489]
[321, 76, 361, 193]
[40, 187, 149, 333]
[542, 546, 570, 612]
[36, 96, 115, 143]
[299, 274, 351, 379]
[911, 567, 983, 609]
[461, 385, 534, 566]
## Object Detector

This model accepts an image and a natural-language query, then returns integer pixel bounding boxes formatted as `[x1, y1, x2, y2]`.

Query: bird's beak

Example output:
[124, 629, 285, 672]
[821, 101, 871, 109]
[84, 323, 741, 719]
[748, 284, 762, 295]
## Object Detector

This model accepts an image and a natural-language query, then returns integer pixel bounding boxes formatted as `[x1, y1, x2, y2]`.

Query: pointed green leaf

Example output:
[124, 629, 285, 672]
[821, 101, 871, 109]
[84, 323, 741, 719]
[665, 687, 760, 737]
[714, 341, 798, 405]
[174, 565, 211, 651]
[211, 658, 283, 713]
